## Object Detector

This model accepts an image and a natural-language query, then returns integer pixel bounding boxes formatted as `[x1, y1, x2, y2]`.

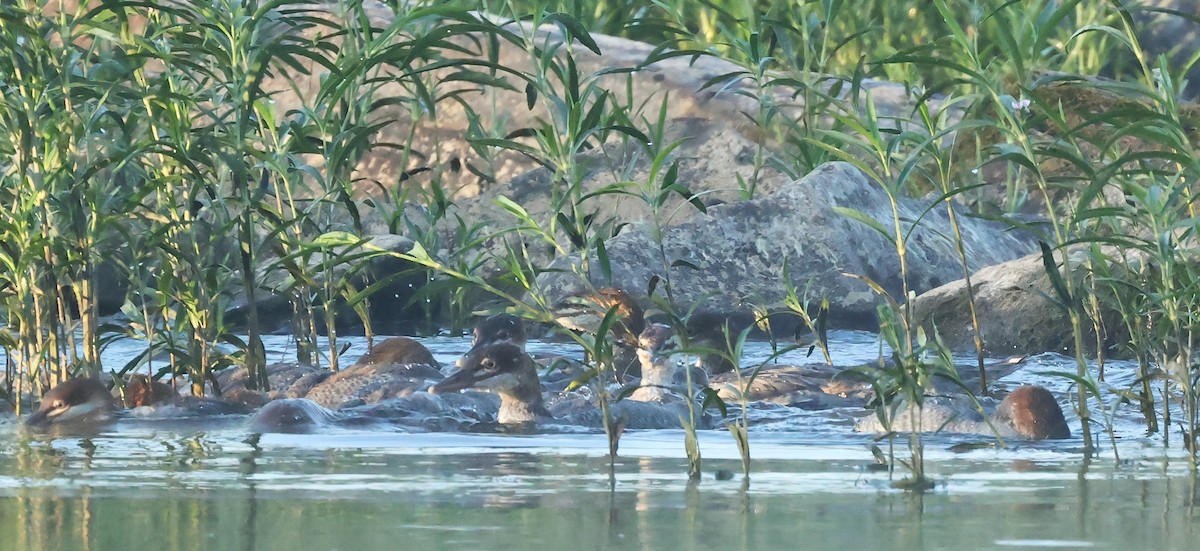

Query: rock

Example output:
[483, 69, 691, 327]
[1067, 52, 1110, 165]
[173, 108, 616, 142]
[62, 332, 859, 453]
[908, 247, 1130, 355]
[1129, 1, 1200, 99]
[535, 162, 1037, 330]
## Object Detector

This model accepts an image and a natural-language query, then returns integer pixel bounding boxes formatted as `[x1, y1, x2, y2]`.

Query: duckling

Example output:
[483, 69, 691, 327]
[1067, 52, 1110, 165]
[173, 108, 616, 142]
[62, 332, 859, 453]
[854, 384, 1071, 440]
[709, 362, 868, 409]
[300, 336, 444, 409]
[552, 287, 645, 380]
[248, 398, 344, 434]
[433, 341, 709, 430]
[466, 313, 585, 392]
[25, 378, 117, 429]
[433, 342, 550, 425]
[633, 323, 708, 402]
[117, 374, 254, 417]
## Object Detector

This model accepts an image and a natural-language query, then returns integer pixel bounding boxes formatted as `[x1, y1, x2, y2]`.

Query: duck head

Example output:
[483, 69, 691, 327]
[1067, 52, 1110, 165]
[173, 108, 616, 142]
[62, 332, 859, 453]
[26, 378, 117, 428]
[459, 314, 528, 368]
[632, 324, 681, 400]
[995, 385, 1070, 440]
[552, 287, 645, 349]
[472, 314, 527, 348]
[433, 342, 548, 424]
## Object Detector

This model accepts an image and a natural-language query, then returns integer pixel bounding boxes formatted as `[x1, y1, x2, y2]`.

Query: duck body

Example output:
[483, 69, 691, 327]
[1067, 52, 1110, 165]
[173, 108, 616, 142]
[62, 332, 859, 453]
[854, 385, 1070, 440]
[356, 336, 439, 367]
[299, 337, 444, 408]
[709, 354, 1029, 410]
[709, 363, 870, 409]
[249, 398, 345, 433]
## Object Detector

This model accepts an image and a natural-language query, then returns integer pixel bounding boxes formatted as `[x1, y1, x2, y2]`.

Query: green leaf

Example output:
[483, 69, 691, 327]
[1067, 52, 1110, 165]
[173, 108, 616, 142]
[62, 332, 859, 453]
[832, 206, 893, 241]
[1038, 241, 1073, 310]
[545, 13, 602, 55]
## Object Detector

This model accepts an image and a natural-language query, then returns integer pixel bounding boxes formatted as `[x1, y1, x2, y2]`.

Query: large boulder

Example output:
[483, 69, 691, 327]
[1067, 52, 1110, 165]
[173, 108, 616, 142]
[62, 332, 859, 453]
[907, 247, 1130, 355]
[534, 162, 1037, 329]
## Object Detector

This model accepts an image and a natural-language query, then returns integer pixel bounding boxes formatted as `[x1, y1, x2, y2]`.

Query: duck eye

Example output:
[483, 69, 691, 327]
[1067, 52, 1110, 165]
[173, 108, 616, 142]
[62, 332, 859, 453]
[481, 358, 497, 372]
[52, 400, 64, 410]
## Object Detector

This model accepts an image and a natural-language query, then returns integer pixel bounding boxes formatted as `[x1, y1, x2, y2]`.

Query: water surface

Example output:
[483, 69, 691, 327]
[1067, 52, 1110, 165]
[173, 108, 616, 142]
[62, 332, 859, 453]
[2, 331, 1197, 550]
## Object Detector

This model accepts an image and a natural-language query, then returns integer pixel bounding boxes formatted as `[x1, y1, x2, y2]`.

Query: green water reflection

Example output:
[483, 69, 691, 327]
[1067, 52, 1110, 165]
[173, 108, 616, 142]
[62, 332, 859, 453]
[1, 427, 1198, 551]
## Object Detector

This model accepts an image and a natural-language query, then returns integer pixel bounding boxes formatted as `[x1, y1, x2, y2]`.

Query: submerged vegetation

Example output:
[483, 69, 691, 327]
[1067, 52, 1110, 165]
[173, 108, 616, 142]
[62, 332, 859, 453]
[2, 0, 1200, 486]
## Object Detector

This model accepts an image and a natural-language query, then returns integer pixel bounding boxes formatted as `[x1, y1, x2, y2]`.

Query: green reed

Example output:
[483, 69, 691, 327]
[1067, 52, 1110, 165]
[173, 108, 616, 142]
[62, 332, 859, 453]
[3, 0, 1200, 473]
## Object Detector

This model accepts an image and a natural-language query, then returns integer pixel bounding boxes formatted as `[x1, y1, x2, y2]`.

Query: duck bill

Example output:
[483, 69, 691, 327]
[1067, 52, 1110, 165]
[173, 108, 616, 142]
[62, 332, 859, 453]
[430, 369, 481, 395]
[25, 409, 51, 427]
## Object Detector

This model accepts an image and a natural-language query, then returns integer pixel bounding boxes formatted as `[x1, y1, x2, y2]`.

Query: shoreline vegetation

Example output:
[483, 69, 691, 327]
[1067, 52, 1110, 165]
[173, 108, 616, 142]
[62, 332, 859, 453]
[3, 0, 1200, 486]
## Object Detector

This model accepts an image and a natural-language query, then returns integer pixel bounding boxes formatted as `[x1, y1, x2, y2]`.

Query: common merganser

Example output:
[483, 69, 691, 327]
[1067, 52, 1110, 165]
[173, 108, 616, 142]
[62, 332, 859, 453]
[25, 378, 116, 429]
[854, 384, 1071, 440]
[552, 287, 645, 380]
[300, 336, 444, 409]
[433, 338, 710, 430]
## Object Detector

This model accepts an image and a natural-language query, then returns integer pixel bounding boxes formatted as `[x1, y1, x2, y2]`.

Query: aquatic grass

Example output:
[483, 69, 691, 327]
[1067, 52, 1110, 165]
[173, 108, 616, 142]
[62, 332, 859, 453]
[781, 263, 831, 365]
[4, 0, 1200, 480]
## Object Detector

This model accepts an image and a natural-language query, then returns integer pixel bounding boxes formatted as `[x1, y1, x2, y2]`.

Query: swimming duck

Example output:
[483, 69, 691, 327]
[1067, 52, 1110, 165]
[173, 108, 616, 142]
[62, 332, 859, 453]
[433, 339, 709, 430]
[552, 287, 645, 380]
[633, 323, 709, 401]
[117, 374, 254, 416]
[300, 336, 445, 409]
[433, 342, 549, 424]
[673, 310, 754, 375]
[709, 354, 1029, 410]
[356, 335, 439, 366]
[25, 378, 117, 429]
[854, 384, 1071, 440]
[709, 362, 869, 409]
[119, 374, 177, 408]
[465, 313, 586, 392]
[248, 398, 344, 433]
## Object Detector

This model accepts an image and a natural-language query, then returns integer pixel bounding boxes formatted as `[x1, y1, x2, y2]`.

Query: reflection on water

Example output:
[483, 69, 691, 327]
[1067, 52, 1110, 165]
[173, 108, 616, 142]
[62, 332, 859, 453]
[1, 423, 1199, 551]
[2, 331, 1199, 550]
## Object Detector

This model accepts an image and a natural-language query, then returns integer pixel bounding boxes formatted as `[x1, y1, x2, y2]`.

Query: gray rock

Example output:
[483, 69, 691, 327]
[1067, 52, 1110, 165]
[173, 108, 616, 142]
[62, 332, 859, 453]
[907, 247, 1130, 355]
[535, 162, 1036, 329]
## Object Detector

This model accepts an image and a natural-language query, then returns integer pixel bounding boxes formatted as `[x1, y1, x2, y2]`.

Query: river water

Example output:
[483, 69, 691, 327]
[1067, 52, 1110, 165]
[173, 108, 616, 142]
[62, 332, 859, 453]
[1, 331, 1197, 550]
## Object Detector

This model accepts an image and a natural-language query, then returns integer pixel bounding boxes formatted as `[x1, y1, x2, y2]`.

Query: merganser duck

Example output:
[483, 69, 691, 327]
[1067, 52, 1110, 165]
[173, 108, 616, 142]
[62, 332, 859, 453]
[465, 313, 586, 392]
[117, 374, 253, 416]
[552, 287, 645, 380]
[709, 362, 870, 409]
[356, 335, 439, 366]
[709, 355, 1028, 409]
[854, 384, 1070, 440]
[25, 378, 117, 429]
[119, 374, 177, 407]
[433, 338, 710, 430]
[248, 398, 344, 433]
[300, 336, 444, 409]
[633, 323, 709, 401]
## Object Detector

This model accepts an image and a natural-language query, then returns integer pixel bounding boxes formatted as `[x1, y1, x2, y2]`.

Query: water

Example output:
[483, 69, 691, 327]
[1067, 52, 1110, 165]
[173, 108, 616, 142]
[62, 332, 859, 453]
[2, 331, 1198, 551]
